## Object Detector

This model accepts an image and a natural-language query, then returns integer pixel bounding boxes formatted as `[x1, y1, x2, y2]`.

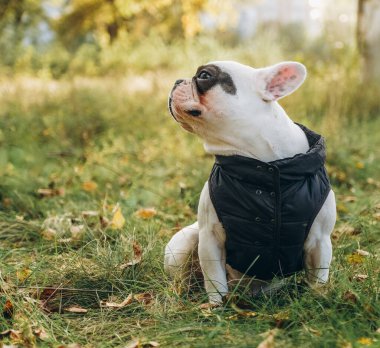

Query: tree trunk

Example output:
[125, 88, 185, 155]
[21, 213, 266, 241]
[357, 0, 380, 83]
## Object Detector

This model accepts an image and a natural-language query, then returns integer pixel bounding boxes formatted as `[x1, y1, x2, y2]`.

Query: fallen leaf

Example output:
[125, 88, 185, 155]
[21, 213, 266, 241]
[353, 274, 368, 282]
[257, 329, 278, 348]
[120, 242, 142, 269]
[16, 268, 32, 282]
[199, 302, 221, 310]
[357, 337, 372, 345]
[340, 195, 357, 203]
[373, 212, 380, 221]
[37, 188, 65, 198]
[124, 339, 140, 348]
[81, 210, 99, 217]
[0, 329, 22, 340]
[111, 206, 126, 229]
[134, 293, 154, 305]
[147, 342, 159, 347]
[135, 207, 157, 219]
[34, 328, 49, 341]
[355, 161, 365, 169]
[64, 306, 88, 313]
[100, 294, 133, 309]
[356, 249, 371, 257]
[41, 228, 57, 240]
[337, 203, 349, 214]
[343, 291, 357, 303]
[70, 225, 85, 240]
[2, 298, 14, 318]
[346, 254, 365, 264]
[82, 181, 98, 192]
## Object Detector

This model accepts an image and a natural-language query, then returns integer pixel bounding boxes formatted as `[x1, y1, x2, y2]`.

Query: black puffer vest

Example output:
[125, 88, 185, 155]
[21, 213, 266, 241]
[208, 124, 331, 280]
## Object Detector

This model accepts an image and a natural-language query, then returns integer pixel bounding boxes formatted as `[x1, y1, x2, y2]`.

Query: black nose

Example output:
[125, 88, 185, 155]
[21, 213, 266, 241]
[175, 79, 184, 86]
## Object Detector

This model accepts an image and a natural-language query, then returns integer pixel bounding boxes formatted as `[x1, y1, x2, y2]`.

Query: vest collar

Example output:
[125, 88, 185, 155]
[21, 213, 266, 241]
[214, 123, 326, 182]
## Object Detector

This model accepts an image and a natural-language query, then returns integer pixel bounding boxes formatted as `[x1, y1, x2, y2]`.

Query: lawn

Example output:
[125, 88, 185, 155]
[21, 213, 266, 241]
[0, 69, 379, 347]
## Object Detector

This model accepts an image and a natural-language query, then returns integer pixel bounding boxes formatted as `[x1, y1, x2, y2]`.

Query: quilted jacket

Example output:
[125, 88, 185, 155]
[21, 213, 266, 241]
[208, 124, 331, 280]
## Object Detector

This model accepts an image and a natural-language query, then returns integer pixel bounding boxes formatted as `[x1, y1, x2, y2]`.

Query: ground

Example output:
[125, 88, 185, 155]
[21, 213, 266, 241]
[0, 74, 379, 348]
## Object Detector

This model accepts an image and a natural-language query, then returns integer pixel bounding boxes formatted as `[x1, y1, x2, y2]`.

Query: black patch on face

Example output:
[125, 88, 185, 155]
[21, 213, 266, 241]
[194, 64, 237, 95]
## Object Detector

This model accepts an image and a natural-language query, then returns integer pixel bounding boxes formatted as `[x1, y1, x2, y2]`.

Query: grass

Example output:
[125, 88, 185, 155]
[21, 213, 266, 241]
[0, 61, 379, 348]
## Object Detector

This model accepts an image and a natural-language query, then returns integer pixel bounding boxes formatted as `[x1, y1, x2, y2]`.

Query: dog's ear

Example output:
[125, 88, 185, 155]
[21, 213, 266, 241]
[255, 62, 306, 101]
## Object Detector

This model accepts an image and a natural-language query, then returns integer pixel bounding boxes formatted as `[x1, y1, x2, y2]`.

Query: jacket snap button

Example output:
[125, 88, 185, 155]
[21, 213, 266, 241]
[256, 165, 262, 170]
[270, 192, 275, 196]
[271, 219, 275, 223]
[255, 217, 261, 222]
[256, 189, 262, 195]
[268, 167, 274, 172]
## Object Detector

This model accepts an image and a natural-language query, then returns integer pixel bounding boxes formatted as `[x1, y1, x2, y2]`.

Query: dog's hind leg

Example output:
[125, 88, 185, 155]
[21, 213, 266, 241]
[304, 190, 336, 285]
[164, 222, 199, 279]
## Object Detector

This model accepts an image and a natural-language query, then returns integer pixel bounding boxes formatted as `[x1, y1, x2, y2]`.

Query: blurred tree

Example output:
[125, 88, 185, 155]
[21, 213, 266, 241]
[357, 0, 380, 83]
[55, 0, 207, 48]
[0, 0, 46, 66]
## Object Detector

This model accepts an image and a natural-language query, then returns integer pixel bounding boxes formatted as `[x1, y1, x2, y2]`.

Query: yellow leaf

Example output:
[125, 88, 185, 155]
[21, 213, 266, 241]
[82, 181, 98, 192]
[16, 268, 32, 282]
[111, 206, 126, 229]
[346, 254, 365, 264]
[357, 337, 372, 345]
[135, 207, 157, 219]
[355, 161, 365, 169]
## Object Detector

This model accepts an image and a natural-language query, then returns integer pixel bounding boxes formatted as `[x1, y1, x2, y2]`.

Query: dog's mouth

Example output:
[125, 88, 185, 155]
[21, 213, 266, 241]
[168, 80, 202, 120]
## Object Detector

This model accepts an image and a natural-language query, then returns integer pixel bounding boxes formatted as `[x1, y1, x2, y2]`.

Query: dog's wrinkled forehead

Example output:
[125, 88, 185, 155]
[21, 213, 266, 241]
[195, 63, 237, 95]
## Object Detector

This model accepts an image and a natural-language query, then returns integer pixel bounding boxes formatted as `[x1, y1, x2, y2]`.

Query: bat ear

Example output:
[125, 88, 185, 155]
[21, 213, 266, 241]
[255, 62, 307, 101]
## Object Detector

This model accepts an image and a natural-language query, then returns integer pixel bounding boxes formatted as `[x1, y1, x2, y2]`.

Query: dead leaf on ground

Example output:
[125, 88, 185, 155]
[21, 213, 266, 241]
[16, 268, 32, 282]
[100, 294, 133, 309]
[373, 212, 380, 221]
[41, 228, 57, 240]
[64, 306, 88, 314]
[81, 210, 99, 217]
[357, 337, 373, 345]
[134, 207, 157, 219]
[0, 329, 22, 340]
[343, 291, 357, 303]
[34, 328, 49, 341]
[199, 302, 221, 310]
[257, 329, 278, 348]
[353, 274, 368, 282]
[124, 339, 140, 348]
[2, 298, 14, 318]
[340, 195, 357, 203]
[111, 205, 126, 229]
[146, 341, 159, 347]
[37, 188, 65, 198]
[134, 293, 154, 305]
[82, 181, 98, 192]
[356, 249, 371, 257]
[120, 242, 142, 269]
[70, 224, 85, 240]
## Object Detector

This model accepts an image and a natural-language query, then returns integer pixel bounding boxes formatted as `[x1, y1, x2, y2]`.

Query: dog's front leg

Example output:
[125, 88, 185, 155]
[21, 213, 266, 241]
[304, 190, 336, 284]
[198, 182, 228, 305]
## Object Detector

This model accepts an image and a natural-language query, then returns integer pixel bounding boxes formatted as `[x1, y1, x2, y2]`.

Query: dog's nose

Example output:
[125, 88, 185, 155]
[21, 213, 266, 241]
[175, 79, 184, 86]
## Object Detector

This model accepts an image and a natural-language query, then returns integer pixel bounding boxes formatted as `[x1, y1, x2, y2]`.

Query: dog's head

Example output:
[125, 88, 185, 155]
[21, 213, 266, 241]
[168, 61, 306, 139]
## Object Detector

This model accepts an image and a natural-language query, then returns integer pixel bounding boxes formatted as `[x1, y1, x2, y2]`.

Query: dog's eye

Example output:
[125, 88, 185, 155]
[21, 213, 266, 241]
[198, 70, 212, 80]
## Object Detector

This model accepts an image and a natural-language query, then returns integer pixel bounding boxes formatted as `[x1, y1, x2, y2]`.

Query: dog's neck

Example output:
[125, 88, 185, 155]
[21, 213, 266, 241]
[203, 102, 310, 162]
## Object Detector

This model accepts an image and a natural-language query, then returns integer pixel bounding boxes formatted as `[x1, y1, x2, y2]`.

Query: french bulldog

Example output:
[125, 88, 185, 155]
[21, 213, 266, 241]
[164, 61, 336, 305]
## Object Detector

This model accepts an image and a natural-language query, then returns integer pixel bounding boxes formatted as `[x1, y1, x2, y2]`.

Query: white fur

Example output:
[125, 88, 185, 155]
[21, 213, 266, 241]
[165, 61, 336, 304]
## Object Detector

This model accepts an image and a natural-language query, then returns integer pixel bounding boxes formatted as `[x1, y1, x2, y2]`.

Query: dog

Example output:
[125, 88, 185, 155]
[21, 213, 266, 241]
[164, 61, 336, 305]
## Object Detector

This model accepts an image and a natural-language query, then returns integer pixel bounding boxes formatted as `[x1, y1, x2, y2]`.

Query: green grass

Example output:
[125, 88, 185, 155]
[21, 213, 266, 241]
[0, 67, 379, 348]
